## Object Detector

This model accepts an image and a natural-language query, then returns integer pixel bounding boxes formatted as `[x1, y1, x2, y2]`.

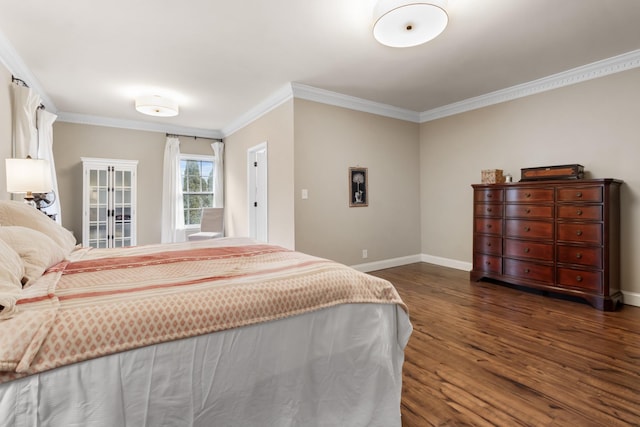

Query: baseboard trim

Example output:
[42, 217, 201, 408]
[350, 254, 422, 273]
[420, 254, 473, 272]
[421, 256, 640, 308]
[621, 291, 640, 308]
[350, 253, 471, 273]
[352, 254, 640, 308]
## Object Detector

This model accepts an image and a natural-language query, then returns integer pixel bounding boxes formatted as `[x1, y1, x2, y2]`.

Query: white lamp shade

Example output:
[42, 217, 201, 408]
[135, 95, 179, 117]
[374, 0, 448, 48]
[5, 158, 53, 193]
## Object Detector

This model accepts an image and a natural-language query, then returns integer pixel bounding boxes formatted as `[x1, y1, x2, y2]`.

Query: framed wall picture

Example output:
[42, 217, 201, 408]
[349, 167, 368, 207]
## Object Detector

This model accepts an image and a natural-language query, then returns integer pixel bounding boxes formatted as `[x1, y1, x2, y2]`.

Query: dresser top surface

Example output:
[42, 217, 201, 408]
[472, 178, 622, 189]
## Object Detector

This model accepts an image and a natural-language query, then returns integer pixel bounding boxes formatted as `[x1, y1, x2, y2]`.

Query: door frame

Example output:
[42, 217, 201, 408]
[247, 142, 268, 242]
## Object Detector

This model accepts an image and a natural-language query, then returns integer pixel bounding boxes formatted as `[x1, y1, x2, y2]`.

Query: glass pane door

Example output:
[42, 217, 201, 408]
[113, 169, 133, 247]
[87, 168, 110, 248]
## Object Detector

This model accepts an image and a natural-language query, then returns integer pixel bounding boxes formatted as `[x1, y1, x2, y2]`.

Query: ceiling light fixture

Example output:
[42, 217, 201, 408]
[373, 0, 448, 48]
[135, 95, 179, 117]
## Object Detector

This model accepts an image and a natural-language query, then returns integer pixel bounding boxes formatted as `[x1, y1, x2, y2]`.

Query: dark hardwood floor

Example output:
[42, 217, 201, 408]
[371, 263, 640, 427]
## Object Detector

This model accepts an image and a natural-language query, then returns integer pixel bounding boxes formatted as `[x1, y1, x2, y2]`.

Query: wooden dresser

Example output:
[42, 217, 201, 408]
[470, 179, 622, 310]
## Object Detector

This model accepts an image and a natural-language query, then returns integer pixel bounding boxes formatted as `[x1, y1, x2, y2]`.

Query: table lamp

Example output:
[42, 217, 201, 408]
[5, 157, 53, 208]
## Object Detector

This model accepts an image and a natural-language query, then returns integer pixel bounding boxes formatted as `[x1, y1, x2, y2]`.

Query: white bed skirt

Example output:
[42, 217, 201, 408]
[0, 303, 411, 427]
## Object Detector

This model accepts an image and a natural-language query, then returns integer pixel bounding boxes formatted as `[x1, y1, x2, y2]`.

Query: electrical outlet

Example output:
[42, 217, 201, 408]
[362, 249, 368, 259]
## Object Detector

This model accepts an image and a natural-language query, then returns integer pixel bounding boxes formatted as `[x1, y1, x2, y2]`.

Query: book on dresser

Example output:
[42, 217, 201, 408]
[470, 179, 622, 311]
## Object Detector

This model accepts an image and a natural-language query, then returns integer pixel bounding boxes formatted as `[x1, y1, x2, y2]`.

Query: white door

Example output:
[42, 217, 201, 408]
[248, 142, 268, 242]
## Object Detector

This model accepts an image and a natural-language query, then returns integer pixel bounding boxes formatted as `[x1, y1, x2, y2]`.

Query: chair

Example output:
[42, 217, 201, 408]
[188, 207, 224, 241]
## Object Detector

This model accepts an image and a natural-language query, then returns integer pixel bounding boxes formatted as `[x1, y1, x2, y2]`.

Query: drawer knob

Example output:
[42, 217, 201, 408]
[576, 209, 583, 216]
[487, 224, 492, 229]
[576, 253, 583, 259]
[576, 275, 583, 282]
[525, 192, 532, 198]
[487, 242, 492, 247]
[524, 268, 530, 274]
[525, 208, 531, 214]
[487, 194, 493, 199]
[524, 248, 530, 253]
[487, 207, 492, 213]
[576, 230, 583, 236]
[576, 192, 582, 198]
[524, 226, 531, 232]
[486, 261, 491, 266]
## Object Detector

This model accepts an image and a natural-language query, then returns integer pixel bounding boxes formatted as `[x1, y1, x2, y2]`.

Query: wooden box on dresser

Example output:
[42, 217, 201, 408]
[470, 179, 622, 311]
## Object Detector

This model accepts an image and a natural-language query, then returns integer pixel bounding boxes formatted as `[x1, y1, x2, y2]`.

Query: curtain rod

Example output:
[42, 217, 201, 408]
[166, 133, 223, 142]
[12, 75, 28, 87]
[12, 75, 46, 110]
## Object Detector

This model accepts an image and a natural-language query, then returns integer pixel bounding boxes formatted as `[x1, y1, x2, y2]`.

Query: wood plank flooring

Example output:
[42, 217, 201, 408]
[370, 263, 640, 427]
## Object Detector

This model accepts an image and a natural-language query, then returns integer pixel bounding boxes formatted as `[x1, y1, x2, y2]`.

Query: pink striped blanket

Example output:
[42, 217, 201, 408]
[0, 240, 405, 384]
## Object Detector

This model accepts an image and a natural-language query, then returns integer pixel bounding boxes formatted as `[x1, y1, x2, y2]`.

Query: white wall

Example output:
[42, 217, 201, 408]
[0, 66, 13, 199]
[293, 99, 421, 266]
[420, 67, 640, 302]
[224, 100, 295, 249]
[53, 122, 214, 244]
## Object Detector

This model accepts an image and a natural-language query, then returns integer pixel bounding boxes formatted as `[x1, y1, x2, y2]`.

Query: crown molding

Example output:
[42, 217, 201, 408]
[57, 112, 223, 139]
[419, 48, 640, 122]
[221, 82, 421, 137]
[291, 83, 421, 123]
[221, 84, 294, 137]
[0, 29, 57, 111]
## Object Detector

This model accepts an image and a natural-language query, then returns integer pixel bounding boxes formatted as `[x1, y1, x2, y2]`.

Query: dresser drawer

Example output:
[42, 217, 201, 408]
[474, 188, 503, 203]
[474, 235, 502, 255]
[557, 268, 602, 291]
[474, 203, 502, 218]
[557, 223, 602, 244]
[473, 253, 502, 274]
[505, 188, 553, 203]
[505, 220, 553, 239]
[474, 218, 502, 235]
[557, 186, 602, 202]
[557, 245, 603, 268]
[504, 239, 553, 261]
[557, 205, 602, 221]
[504, 259, 554, 283]
[505, 204, 553, 219]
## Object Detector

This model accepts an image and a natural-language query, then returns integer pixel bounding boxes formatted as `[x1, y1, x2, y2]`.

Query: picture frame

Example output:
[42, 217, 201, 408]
[349, 167, 368, 207]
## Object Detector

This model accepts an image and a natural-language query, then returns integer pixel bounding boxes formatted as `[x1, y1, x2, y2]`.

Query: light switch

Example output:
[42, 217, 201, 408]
[301, 189, 308, 199]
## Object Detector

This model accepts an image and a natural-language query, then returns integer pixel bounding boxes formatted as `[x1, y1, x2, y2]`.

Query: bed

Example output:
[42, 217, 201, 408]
[0, 201, 412, 426]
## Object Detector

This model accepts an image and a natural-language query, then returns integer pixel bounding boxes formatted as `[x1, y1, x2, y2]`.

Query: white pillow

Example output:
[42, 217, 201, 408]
[0, 226, 67, 287]
[0, 290, 19, 321]
[0, 238, 23, 290]
[0, 200, 76, 254]
[0, 239, 23, 320]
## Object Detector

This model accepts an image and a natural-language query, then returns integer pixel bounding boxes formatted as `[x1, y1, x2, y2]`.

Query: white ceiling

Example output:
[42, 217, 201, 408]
[1, 0, 640, 137]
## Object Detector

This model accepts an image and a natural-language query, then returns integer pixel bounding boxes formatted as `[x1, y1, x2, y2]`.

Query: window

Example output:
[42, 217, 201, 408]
[180, 154, 215, 227]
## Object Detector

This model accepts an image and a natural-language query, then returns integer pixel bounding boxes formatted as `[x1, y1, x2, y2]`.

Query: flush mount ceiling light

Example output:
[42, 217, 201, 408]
[135, 95, 179, 117]
[373, 0, 448, 48]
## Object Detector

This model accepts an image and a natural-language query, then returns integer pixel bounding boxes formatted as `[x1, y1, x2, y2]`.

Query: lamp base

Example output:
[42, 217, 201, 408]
[22, 192, 37, 209]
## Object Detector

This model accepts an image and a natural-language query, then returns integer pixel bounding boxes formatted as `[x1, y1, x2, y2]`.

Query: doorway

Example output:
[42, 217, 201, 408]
[247, 142, 268, 242]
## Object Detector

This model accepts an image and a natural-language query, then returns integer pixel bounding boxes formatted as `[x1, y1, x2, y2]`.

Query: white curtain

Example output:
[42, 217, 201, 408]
[10, 82, 40, 158]
[161, 136, 185, 243]
[211, 142, 224, 207]
[36, 109, 61, 223]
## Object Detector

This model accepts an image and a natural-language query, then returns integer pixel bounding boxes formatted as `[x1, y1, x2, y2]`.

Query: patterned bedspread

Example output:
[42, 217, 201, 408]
[0, 239, 405, 384]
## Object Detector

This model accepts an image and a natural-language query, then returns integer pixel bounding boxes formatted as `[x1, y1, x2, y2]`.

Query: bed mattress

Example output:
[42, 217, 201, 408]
[0, 238, 411, 426]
